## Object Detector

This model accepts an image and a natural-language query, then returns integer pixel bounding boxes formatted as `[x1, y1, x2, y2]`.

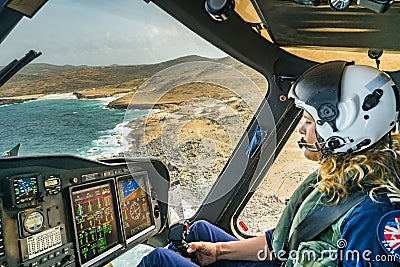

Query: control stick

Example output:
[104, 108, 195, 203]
[168, 221, 198, 263]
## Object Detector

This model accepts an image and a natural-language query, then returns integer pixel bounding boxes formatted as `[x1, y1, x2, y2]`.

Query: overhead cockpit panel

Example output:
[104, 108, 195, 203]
[254, 1, 400, 51]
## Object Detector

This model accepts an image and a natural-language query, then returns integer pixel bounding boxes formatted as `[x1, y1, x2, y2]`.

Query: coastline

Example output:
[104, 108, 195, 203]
[0, 89, 133, 108]
[0, 94, 46, 106]
[39, 92, 77, 99]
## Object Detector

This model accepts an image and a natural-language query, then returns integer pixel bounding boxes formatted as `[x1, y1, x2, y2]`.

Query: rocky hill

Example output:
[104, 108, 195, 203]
[0, 55, 218, 97]
[0, 55, 267, 108]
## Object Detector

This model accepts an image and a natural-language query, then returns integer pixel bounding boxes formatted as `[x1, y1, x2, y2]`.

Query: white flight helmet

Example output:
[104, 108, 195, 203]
[289, 61, 399, 155]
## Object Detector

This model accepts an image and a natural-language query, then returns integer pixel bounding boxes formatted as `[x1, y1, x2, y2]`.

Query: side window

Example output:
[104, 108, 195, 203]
[123, 58, 268, 220]
[237, 120, 319, 235]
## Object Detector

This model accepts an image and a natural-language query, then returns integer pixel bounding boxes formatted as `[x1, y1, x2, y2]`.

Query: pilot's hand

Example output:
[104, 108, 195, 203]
[187, 242, 217, 265]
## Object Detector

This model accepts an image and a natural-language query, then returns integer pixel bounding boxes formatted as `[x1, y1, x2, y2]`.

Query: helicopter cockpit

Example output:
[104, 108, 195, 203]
[1, 0, 400, 267]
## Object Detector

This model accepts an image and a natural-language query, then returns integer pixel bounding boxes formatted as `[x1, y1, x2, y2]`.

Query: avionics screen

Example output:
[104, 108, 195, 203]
[13, 177, 38, 205]
[71, 182, 121, 265]
[117, 173, 154, 243]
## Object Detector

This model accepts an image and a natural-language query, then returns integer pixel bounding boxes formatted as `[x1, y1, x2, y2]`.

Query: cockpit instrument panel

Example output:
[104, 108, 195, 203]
[20, 210, 44, 234]
[70, 180, 123, 266]
[117, 173, 155, 244]
[0, 155, 168, 267]
[10, 175, 40, 208]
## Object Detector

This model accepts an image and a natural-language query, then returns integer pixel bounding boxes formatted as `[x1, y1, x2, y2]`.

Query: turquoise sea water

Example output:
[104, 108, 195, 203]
[0, 96, 148, 159]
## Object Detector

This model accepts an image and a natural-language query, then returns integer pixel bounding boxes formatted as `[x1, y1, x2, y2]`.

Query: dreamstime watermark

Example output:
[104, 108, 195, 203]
[257, 239, 399, 263]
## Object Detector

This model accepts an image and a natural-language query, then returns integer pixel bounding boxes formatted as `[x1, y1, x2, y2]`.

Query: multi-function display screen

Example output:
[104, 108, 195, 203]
[71, 182, 120, 265]
[13, 177, 38, 205]
[117, 174, 154, 243]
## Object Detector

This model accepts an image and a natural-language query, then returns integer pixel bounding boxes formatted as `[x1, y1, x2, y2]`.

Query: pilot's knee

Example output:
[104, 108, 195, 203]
[138, 247, 169, 266]
[189, 220, 214, 240]
[149, 247, 168, 257]
[141, 247, 165, 260]
[191, 219, 212, 230]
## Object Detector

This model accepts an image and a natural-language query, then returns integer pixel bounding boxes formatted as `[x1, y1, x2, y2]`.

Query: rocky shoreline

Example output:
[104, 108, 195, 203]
[0, 89, 134, 108]
[0, 94, 45, 106]
[0, 87, 172, 110]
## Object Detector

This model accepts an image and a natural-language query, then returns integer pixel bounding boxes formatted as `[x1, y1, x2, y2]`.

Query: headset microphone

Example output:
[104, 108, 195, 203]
[297, 137, 306, 149]
[297, 137, 323, 152]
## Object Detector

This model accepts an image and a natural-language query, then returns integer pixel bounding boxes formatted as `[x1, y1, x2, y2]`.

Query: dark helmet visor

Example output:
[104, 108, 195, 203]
[290, 61, 350, 132]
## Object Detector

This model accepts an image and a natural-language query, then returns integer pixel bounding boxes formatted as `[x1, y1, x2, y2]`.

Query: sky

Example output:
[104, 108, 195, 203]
[0, 0, 226, 66]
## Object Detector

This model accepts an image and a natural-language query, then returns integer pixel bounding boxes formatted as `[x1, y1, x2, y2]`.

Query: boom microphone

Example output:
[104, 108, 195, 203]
[297, 137, 323, 152]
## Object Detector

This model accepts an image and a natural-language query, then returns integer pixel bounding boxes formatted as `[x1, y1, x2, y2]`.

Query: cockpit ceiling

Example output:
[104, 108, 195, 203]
[236, 0, 400, 52]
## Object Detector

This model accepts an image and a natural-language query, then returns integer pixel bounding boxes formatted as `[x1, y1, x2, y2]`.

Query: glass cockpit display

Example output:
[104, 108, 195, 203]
[117, 173, 154, 243]
[12, 177, 39, 206]
[70, 181, 121, 265]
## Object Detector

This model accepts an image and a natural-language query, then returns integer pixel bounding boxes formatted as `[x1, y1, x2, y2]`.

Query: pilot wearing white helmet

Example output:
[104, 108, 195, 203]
[286, 61, 400, 266]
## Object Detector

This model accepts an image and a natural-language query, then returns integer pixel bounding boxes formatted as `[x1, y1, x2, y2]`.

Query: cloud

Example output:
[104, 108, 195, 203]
[0, 0, 226, 66]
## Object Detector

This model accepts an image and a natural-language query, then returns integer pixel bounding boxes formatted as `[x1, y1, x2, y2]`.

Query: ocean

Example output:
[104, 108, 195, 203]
[0, 95, 148, 159]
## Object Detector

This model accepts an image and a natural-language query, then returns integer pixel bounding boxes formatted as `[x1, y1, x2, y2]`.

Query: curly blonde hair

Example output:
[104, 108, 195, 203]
[317, 133, 400, 204]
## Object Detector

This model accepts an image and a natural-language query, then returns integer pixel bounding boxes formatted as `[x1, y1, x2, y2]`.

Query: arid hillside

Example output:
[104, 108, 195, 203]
[0, 55, 267, 108]
[0, 55, 215, 97]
